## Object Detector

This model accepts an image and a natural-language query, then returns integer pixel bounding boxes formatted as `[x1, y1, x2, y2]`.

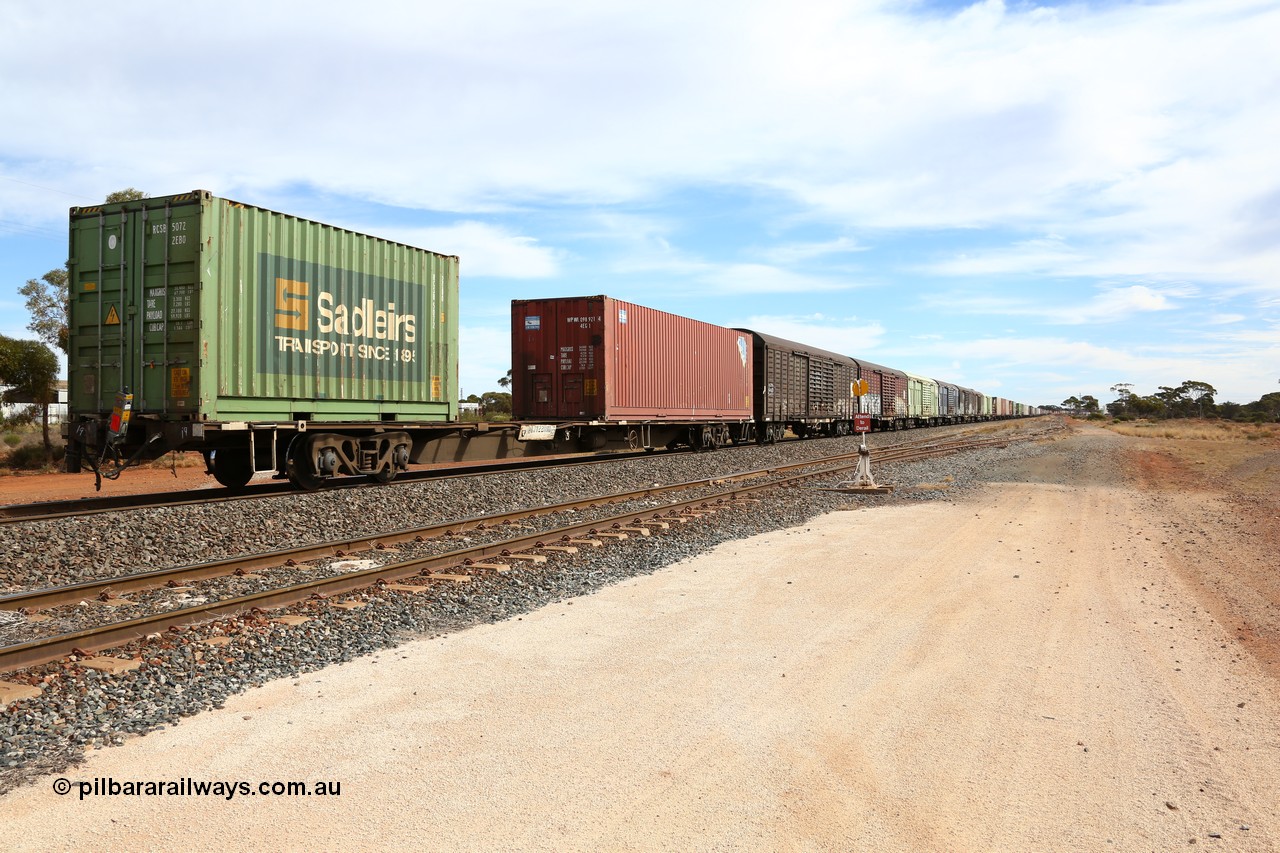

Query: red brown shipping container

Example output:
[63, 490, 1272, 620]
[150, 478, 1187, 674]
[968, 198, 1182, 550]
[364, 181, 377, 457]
[512, 296, 753, 422]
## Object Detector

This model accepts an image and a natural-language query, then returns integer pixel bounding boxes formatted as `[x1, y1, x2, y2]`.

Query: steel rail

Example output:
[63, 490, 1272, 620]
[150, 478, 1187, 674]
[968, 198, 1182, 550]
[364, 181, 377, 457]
[0, 447, 664, 524]
[0, 428, 1056, 672]
[0, 433, 1035, 614]
[0, 420, 1027, 523]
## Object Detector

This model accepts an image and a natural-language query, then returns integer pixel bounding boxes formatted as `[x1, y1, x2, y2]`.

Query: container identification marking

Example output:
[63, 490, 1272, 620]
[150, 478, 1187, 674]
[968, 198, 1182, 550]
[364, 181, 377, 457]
[144, 286, 195, 333]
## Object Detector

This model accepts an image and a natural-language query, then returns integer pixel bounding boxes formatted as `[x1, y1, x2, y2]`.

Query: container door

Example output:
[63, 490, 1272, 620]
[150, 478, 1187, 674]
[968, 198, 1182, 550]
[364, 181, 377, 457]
[531, 373, 554, 417]
[563, 374, 583, 405]
[512, 297, 604, 420]
[68, 198, 202, 418]
[137, 202, 201, 417]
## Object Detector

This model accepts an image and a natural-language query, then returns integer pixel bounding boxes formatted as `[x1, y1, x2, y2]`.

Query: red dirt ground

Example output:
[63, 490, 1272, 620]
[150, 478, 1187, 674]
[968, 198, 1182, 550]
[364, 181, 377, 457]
[0, 460, 214, 506]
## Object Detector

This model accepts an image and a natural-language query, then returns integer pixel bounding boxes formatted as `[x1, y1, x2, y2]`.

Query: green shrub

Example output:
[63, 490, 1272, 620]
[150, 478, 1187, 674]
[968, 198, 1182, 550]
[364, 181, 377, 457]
[2, 434, 20, 447]
[6, 443, 65, 469]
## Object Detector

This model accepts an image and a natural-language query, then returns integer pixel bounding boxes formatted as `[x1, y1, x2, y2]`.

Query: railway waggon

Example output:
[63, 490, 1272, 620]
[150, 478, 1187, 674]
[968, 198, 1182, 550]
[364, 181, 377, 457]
[62, 191, 1040, 490]
[510, 295, 753, 452]
[62, 190, 472, 489]
[510, 295, 1041, 453]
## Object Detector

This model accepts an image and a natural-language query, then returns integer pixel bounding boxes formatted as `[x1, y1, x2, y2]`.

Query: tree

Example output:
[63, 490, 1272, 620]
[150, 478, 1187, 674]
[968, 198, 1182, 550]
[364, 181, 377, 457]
[497, 369, 512, 389]
[1109, 382, 1135, 416]
[19, 189, 147, 358]
[1178, 380, 1217, 418]
[19, 268, 69, 355]
[1079, 395, 1101, 414]
[480, 391, 512, 416]
[1061, 395, 1082, 414]
[0, 335, 60, 459]
[1244, 392, 1280, 422]
[104, 187, 146, 203]
[1155, 386, 1186, 418]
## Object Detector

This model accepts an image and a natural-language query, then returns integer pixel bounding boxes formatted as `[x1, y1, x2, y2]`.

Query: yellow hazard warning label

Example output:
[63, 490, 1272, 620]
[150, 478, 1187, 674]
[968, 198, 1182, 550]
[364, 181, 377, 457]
[105, 305, 121, 325]
[171, 367, 191, 398]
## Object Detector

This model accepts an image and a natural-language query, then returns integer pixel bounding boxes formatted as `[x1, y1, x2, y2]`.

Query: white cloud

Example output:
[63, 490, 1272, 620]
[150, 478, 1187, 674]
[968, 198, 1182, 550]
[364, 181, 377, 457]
[610, 252, 858, 295]
[758, 237, 868, 264]
[366, 221, 562, 279]
[922, 284, 1183, 324]
[702, 264, 854, 295]
[891, 333, 1280, 405]
[733, 314, 886, 354]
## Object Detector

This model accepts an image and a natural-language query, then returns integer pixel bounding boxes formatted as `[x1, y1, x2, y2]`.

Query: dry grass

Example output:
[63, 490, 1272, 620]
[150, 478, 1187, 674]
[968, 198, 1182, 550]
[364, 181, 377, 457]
[140, 452, 206, 470]
[1105, 419, 1280, 500]
[1105, 419, 1280, 442]
[913, 475, 955, 491]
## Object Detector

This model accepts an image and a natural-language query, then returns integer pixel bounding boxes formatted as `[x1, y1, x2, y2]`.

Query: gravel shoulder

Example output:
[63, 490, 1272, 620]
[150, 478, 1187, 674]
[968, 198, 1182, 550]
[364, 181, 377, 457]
[3, 424, 1278, 851]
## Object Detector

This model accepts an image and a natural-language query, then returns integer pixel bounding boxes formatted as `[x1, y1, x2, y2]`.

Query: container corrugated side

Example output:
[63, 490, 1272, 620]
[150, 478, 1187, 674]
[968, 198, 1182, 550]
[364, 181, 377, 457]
[207, 197, 457, 420]
[512, 296, 752, 421]
[605, 298, 751, 420]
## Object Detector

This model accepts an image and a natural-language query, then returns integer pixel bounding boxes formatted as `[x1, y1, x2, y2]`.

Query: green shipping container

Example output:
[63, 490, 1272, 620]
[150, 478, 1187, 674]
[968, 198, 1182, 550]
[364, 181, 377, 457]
[67, 190, 458, 423]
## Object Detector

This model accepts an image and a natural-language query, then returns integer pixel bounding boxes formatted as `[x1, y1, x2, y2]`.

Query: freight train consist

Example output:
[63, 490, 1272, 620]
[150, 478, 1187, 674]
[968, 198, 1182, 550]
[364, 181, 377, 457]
[61, 191, 1039, 489]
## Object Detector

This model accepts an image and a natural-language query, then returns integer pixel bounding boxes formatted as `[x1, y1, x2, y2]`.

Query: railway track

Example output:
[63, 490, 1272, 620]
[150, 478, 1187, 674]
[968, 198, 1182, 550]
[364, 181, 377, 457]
[0, 421, 1028, 524]
[0, 447, 664, 524]
[0, 425, 1060, 675]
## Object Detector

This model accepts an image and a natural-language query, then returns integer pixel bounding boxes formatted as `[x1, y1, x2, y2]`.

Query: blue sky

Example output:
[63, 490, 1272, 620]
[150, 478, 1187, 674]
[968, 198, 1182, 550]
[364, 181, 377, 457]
[2, 0, 1278, 407]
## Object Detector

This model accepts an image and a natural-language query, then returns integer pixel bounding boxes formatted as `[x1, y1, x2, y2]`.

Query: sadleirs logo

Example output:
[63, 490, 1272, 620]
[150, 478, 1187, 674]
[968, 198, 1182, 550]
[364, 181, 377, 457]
[275, 279, 310, 331]
[261, 254, 427, 382]
[273, 276, 416, 342]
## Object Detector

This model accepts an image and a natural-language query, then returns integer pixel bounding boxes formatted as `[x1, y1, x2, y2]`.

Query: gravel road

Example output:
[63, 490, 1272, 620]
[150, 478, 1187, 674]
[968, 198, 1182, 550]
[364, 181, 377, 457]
[3, 425, 1277, 851]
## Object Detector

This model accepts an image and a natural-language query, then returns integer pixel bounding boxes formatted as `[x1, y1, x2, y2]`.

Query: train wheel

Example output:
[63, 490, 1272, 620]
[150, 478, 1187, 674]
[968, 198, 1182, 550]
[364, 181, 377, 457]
[211, 449, 253, 489]
[285, 436, 325, 491]
[370, 442, 409, 483]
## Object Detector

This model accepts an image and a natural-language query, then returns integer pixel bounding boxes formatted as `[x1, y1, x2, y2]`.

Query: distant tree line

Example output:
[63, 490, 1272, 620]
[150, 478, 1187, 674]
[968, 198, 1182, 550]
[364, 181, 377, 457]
[459, 370, 514, 420]
[1047, 380, 1279, 422]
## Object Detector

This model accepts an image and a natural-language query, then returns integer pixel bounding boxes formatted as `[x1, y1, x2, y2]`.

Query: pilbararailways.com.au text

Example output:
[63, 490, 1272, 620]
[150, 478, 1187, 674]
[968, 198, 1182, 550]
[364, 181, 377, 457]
[52, 776, 341, 801]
